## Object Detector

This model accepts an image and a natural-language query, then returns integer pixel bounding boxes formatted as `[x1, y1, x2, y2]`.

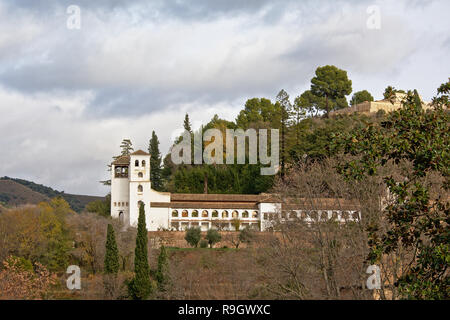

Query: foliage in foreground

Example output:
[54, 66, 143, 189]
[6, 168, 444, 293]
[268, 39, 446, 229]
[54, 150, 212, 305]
[332, 82, 449, 299]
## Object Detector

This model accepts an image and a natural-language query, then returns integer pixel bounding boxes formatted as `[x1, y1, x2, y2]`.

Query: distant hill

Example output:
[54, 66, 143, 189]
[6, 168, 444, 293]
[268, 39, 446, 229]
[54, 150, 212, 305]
[0, 177, 104, 212]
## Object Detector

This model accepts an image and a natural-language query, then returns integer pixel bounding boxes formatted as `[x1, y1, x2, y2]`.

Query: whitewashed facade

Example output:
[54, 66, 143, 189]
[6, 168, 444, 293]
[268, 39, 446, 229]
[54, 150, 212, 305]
[111, 150, 360, 231]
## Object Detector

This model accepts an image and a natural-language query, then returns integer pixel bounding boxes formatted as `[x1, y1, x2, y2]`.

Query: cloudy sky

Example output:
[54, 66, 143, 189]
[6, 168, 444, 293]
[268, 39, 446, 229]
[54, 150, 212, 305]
[0, 0, 448, 196]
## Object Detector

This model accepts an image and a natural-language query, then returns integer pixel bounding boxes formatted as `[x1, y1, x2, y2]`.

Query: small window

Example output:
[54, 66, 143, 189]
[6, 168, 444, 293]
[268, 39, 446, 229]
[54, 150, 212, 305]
[117, 202, 121, 207]
[242, 211, 249, 218]
[138, 185, 143, 192]
[192, 210, 199, 217]
[114, 202, 116, 207]
[182, 210, 189, 217]
[172, 210, 179, 217]
[212, 210, 218, 218]
[135, 160, 139, 167]
[202, 210, 209, 218]
[142, 160, 146, 167]
[138, 172, 143, 178]
[252, 211, 258, 218]
[222, 210, 229, 218]
[232, 210, 239, 218]
[126, 202, 129, 207]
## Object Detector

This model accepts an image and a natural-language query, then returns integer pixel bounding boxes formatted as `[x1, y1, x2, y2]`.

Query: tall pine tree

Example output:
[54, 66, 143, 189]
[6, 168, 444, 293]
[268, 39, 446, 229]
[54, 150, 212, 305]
[276, 89, 292, 178]
[183, 113, 192, 132]
[104, 224, 119, 274]
[128, 203, 152, 299]
[149, 131, 163, 191]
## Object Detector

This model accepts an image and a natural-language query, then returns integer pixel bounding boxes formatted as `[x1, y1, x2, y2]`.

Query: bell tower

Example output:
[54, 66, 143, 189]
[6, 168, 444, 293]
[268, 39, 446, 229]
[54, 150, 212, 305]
[128, 150, 151, 226]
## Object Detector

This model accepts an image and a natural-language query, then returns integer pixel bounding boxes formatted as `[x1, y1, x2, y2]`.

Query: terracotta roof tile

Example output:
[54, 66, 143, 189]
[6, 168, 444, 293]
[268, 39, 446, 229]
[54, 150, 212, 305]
[112, 155, 130, 165]
[131, 150, 150, 156]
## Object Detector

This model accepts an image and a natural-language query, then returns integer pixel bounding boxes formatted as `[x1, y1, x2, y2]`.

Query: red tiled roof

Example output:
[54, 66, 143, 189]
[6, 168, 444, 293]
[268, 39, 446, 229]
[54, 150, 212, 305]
[131, 150, 150, 156]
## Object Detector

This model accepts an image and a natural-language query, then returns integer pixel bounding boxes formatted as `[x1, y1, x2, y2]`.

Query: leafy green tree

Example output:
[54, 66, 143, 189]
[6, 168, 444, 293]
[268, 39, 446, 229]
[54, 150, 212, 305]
[310, 65, 352, 117]
[104, 224, 119, 274]
[155, 245, 170, 291]
[149, 131, 163, 191]
[350, 90, 374, 106]
[235, 98, 280, 129]
[332, 81, 449, 299]
[184, 227, 201, 247]
[86, 194, 111, 217]
[128, 203, 152, 299]
[294, 90, 326, 118]
[239, 227, 255, 245]
[206, 229, 222, 248]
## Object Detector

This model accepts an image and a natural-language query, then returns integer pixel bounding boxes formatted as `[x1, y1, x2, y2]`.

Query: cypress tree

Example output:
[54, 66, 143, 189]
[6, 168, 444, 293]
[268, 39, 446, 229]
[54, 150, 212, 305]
[149, 131, 163, 191]
[183, 113, 192, 132]
[104, 224, 119, 274]
[155, 245, 169, 291]
[128, 202, 152, 299]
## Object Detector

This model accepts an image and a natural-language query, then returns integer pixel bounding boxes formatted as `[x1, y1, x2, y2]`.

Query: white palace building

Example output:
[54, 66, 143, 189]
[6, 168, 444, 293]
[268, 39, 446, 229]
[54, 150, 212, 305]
[111, 150, 360, 231]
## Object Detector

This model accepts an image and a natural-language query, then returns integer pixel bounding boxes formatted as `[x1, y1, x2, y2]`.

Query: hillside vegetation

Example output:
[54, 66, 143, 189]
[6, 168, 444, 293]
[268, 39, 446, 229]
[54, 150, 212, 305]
[0, 177, 103, 212]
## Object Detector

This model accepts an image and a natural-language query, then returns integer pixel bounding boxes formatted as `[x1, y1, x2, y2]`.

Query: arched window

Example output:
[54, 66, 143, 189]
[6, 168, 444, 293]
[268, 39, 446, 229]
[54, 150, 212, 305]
[309, 211, 318, 220]
[341, 211, 349, 220]
[300, 211, 308, 220]
[211, 210, 218, 218]
[135, 160, 139, 167]
[222, 210, 229, 218]
[191, 210, 199, 217]
[138, 172, 143, 178]
[331, 211, 339, 220]
[142, 160, 146, 167]
[252, 211, 259, 218]
[138, 185, 143, 192]
[242, 211, 249, 218]
[232, 210, 239, 218]
[182, 210, 189, 217]
[172, 210, 179, 217]
[119, 211, 124, 224]
[202, 210, 209, 217]
[320, 211, 328, 221]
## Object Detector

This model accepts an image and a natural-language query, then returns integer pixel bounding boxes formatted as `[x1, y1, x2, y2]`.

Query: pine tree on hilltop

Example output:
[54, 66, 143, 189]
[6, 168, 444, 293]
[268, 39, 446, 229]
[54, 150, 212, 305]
[149, 131, 163, 191]
[104, 224, 119, 274]
[128, 202, 152, 299]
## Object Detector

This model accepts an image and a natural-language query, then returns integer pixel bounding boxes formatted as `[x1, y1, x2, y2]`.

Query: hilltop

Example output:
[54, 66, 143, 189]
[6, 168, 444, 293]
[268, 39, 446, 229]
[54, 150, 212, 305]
[0, 177, 104, 212]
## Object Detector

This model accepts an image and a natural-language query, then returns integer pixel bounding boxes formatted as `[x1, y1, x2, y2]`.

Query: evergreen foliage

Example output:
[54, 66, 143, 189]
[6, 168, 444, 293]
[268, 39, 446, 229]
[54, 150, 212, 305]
[128, 203, 152, 299]
[104, 224, 119, 274]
